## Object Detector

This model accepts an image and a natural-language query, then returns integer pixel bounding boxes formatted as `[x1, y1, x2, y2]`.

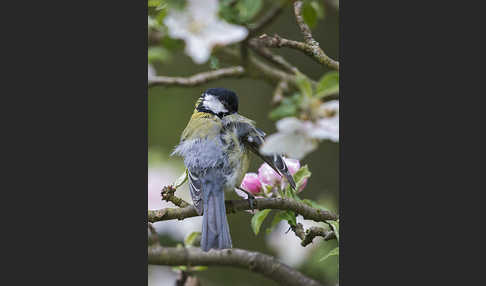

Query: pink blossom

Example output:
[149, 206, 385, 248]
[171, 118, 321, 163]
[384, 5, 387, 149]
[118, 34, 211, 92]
[240, 173, 262, 195]
[258, 158, 304, 187]
[284, 158, 307, 192]
[258, 163, 281, 186]
[284, 158, 301, 175]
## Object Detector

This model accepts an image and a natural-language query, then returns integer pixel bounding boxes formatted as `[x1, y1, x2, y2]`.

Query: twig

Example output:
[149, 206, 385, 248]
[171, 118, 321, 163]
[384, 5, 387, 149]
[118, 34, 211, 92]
[248, 3, 286, 38]
[249, 38, 299, 74]
[300, 226, 336, 247]
[291, 222, 307, 240]
[258, 33, 339, 71]
[161, 185, 190, 208]
[148, 246, 323, 286]
[293, 0, 317, 45]
[292, 0, 339, 70]
[148, 66, 245, 87]
[272, 80, 288, 104]
[291, 223, 336, 246]
[218, 48, 299, 87]
[148, 197, 338, 223]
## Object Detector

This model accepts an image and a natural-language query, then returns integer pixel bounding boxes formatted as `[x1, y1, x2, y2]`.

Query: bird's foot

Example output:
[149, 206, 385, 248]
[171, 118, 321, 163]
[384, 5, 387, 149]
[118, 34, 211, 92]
[236, 187, 256, 212]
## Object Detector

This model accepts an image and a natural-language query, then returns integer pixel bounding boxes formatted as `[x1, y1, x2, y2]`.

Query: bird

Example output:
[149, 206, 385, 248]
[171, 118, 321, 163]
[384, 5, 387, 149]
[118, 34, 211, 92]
[172, 88, 296, 251]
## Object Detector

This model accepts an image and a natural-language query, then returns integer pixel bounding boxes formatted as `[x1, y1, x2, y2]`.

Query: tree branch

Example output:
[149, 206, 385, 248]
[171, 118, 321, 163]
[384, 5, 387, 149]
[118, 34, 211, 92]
[148, 246, 323, 286]
[293, 0, 317, 45]
[302, 226, 336, 246]
[292, 223, 336, 247]
[218, 47, 300, 87]
[292, 0, 339, 70]
[148, 197, 338, 223]
[248, 3, 286, 38]
[248, 38, 299, 74]
[258, 33, 339, 71]
[148, 66, 245, 87]
[161, 185, 190, 208]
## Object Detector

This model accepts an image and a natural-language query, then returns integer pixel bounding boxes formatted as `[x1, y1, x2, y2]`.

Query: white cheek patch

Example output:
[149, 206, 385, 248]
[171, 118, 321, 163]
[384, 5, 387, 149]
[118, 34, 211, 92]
[203, 94, 228, 114]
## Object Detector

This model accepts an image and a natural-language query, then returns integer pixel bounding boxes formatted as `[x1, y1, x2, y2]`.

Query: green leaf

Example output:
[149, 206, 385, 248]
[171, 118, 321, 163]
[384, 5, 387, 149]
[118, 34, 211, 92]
[209, 56, 220, 70]
[148, 46, 171, 63]
[302, 199, 330, 212]
[173, 169, 188, 189]
[266, 211, 286, 233]
[161, 37, 184, 51]
[148, 0, 164, 8]
[302, 1, 317, 28]
[219, 0, 239, 23]
[269, 102, 297, 121]
[280, 210, 297, 227]
[319, 247, 339, 262]
[165, 0, 186, 10]
[172, 265, 207, 272]
[316, 71, 339, 98]
[328, 220, 339, 241]
[172, 265, 187, 271]
[184, 231, 201, 247]
[311, 1, 325, 19]
[251, 209, 271, 235]
[269, 93, 303, 121]
[293, 165, 311, 191]
[236, 0, 263, 23]
[155, 8, 168, 24]
[302, 1, 325, 28]
[296, 73, 313, 98]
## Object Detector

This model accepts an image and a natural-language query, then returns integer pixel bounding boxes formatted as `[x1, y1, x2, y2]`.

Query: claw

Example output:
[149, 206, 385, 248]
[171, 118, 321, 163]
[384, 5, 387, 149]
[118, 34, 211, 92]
[236, 187, 256, 212]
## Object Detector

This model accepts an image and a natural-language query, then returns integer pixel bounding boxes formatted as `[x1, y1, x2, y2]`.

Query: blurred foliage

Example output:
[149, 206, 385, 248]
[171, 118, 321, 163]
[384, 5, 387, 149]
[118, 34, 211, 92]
[220, 0, 264, 24]
[148, 46, 171, 64]
[269, 70, 339, 121]
[302, 0, 326, 28]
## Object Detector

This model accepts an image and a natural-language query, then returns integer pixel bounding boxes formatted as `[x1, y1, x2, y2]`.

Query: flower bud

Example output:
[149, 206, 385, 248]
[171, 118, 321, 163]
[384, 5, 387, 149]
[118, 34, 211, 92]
[284, 158, 301, 175]
[240, 173, 262, 195]
[258, 163, 282, 186]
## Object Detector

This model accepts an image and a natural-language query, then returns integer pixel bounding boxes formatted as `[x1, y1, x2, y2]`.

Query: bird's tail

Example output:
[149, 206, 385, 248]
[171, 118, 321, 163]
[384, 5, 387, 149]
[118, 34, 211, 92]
[201, 174, 232, 252]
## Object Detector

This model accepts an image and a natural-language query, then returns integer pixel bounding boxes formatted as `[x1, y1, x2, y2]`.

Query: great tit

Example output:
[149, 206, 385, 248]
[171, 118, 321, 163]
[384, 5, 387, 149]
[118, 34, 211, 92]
[172, 88, 295, 251]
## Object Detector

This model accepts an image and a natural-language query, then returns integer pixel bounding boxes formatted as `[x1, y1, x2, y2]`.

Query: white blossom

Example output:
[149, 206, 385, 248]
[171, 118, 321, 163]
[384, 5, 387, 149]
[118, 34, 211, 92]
[164, 0, 248, 64]
[310, 100, 339, 142]
[260, 100, 339, 159]
[266, 216, 324, 267]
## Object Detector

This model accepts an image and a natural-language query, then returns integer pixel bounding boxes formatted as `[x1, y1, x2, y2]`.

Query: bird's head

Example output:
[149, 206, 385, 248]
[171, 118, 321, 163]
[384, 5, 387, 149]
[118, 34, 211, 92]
[196, 88, 238, 118]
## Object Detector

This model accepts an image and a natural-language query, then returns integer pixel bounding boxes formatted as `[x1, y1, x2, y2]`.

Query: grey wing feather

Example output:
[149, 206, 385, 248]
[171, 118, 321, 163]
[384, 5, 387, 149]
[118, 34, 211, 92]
[188, 170, 204, 215]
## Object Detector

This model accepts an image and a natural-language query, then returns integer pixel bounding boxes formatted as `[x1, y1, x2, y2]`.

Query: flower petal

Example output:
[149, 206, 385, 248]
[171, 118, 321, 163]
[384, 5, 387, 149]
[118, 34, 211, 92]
[283, 158, 301, 175]
[258, 163, 281, 186]
[185, 36, 212, 64]
[275, 117, 306, 133]
[241, 173, 262, 195]
[260, 132, 317, 160]
[309, 117, 339, 142]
